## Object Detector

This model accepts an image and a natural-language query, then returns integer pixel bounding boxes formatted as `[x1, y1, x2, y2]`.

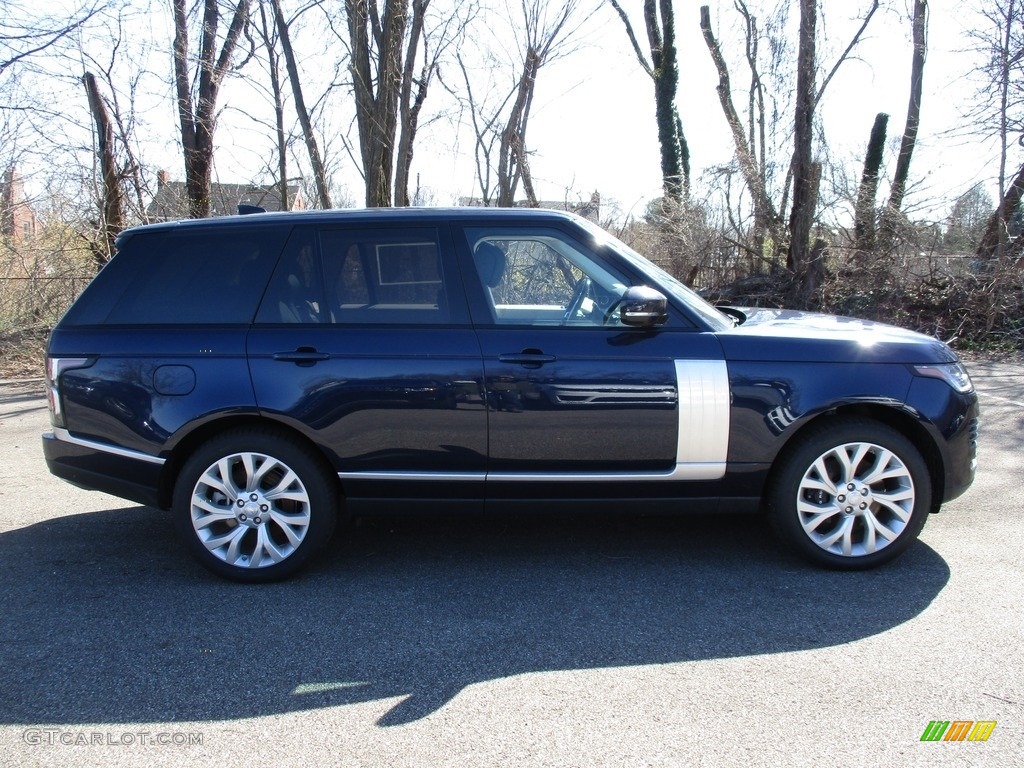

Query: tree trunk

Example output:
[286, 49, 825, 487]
[347, 0, 408, 208]
[977, 161, 1024, 261]
[879, 0, 927, 250]
[700, 5, 777, 244]
[258, 2, 288, 211]
[854, 112, 889, 256]
[498, 47, 540, 207]
[608, 0, 689, 201]
[786, 0, 817, 277]
[394, 0, 430, 207]
[172, 0, 250, 218]
[273, 0, 331, 208]
[83, 72, 123, 268]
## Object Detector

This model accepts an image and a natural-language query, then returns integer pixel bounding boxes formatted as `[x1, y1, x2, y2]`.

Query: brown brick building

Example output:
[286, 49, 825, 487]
[0, 167, 39, 242]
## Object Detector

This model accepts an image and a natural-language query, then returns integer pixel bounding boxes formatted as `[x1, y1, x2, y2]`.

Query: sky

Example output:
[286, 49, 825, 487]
[441, 0, 998, 223]
[9, 0, 1007, 226]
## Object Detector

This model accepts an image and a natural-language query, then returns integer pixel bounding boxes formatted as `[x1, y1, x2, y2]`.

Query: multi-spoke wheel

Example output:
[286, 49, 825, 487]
[174, 429, 336, 582]
[767, 418, 932, 569]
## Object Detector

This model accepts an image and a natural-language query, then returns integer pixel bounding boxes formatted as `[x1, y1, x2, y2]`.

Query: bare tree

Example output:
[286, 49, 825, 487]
[944, 183, 993, 253]
[878, 0, 927, 252]
[967, 0, 1024, 262]
[344, 0, 465, 207]
[607, 0, 689, 201]
[82, 72, 123, 267]
[698, 1, 883, 289]
[699, 4, 779, 254]
[786, 0, 817, 283]
[250, 1, 290, 210]
[271, 0, 332, 208]
[853, 111, 888, 255]
[1, 1, 103, 75]
[497, 0, 584, 207]
[171, 0, 251, 218]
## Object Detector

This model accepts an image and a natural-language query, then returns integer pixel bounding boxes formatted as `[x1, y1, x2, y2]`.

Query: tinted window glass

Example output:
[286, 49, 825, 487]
[255, 228, 325, 324]
[323, 229, 447, 323]
[59, 231, 168, 325]
[98, 225, 287, 325]
[463, 226, 631, 326]
[255, 227, 451, 324]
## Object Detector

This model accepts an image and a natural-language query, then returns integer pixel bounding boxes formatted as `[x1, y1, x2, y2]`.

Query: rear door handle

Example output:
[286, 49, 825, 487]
[272, 347, 330, 365]
[498, 352, 556, 367]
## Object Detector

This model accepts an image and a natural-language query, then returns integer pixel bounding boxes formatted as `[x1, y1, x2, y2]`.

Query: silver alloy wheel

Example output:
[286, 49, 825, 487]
[189, 451, 312, 569]
[796, 441, 916, 557]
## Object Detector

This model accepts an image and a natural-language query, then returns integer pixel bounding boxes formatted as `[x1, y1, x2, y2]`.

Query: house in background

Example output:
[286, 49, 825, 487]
[146, 170, 307, 222]
[458, 191, 601, 223]
[1, 167, 39, 242]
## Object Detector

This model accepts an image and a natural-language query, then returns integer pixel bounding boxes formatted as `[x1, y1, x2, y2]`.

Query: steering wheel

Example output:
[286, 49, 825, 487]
[561, 276, 592, 325]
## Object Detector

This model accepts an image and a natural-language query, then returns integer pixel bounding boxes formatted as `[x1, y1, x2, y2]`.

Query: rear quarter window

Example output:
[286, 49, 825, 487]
[61, 225, 289, 326]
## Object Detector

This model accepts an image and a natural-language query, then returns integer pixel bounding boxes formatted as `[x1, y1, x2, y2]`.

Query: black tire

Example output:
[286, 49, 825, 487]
[766, 417, 932, 570]
[173, 428, 337, 582]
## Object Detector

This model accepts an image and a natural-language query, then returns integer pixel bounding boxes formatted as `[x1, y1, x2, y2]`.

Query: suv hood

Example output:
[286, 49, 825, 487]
[714, 307, 958, 364]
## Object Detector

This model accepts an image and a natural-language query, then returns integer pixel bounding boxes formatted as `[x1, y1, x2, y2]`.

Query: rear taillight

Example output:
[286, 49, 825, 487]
[45, 357, 91, 427]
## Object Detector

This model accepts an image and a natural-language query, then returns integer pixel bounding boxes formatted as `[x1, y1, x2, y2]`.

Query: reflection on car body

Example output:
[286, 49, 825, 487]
[42, 207, 979, 581]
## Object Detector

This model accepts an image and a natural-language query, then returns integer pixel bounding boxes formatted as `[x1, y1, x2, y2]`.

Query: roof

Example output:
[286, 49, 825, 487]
[146, 180, 304, 221]
[122, 206, 591, 238]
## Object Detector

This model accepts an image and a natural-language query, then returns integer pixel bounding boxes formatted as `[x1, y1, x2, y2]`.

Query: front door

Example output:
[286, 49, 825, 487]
[452, 221, 727, 502]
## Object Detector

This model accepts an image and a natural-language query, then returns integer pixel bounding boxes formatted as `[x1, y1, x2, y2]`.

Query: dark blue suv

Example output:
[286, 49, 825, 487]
[43, 208, 979, 581]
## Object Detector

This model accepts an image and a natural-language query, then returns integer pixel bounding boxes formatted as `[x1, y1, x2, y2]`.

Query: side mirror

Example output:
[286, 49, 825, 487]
[620, 286, 668, 327]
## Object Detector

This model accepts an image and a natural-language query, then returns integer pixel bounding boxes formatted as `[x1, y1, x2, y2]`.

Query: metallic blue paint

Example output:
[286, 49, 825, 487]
[43, 207, 977, 522]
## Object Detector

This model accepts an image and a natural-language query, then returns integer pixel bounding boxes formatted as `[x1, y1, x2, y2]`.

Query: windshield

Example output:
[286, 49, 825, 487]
[576, 218, 733, 332]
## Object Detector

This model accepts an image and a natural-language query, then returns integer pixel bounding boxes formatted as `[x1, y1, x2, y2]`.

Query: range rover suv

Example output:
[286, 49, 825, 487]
[43, 208, 979, 581]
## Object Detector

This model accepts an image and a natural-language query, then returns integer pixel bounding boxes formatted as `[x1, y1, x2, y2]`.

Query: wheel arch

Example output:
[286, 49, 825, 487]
[769, 403, 945, 512]
[157, 415, 343, 509]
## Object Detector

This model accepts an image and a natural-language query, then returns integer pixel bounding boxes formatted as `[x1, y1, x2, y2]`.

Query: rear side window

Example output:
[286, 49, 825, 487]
[256, 227, 452, 324]
[65, 225, 288, 326]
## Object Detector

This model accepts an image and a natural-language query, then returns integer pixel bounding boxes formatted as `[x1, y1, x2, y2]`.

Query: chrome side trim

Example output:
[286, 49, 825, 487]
[337, 470, 486, 481]
[49, 428, 166, 466]
[337, 465, 726, 483]
[674, 359, 730, 479]
[486, 463, 725, 482]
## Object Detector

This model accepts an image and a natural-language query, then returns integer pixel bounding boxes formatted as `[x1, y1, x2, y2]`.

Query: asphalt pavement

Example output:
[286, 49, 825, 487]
[0, 359, 1021, 767]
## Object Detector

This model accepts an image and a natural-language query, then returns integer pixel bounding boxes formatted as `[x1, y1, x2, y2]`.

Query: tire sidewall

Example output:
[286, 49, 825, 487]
[173, 429, 336, 582]
[768, 418, 933, 570]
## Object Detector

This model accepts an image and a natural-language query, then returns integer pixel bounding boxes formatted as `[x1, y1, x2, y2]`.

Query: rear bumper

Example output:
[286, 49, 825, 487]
[42, 430, 165, 509]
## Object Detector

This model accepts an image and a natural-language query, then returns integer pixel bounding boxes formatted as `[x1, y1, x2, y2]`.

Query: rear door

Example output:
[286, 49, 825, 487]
[247, 224, 486, 508]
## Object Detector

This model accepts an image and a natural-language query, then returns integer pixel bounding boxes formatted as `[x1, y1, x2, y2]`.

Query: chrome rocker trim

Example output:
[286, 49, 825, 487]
[49, 428, 166, 466]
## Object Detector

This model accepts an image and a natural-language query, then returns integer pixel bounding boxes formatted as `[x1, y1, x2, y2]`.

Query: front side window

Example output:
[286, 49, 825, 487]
[463, 226, 631, 327]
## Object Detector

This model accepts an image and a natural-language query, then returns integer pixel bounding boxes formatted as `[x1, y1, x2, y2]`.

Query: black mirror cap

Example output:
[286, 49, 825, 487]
[620, 286, 668, 327]
[237, 204, 266, 216]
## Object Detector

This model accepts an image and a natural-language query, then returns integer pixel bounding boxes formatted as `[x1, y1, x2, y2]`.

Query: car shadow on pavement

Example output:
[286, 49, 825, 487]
[0, 505, 949, 728]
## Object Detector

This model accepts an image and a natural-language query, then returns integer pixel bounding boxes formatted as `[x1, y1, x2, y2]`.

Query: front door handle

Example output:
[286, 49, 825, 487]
[498, 351, 557, 367]
[272, 347, 330, 366]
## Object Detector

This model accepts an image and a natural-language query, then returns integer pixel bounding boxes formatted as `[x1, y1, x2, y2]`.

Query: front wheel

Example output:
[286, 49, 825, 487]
[173, 428, 337, 582]
[766, 418, 932, 570]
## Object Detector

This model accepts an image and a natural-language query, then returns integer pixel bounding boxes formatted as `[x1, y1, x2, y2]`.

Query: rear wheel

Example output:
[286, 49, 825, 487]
[767, 418, 932, 569]
[173, 428, 337, 582]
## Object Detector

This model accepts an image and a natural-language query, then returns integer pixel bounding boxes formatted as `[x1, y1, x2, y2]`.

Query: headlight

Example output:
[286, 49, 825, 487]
[913, 362, 974, 394]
